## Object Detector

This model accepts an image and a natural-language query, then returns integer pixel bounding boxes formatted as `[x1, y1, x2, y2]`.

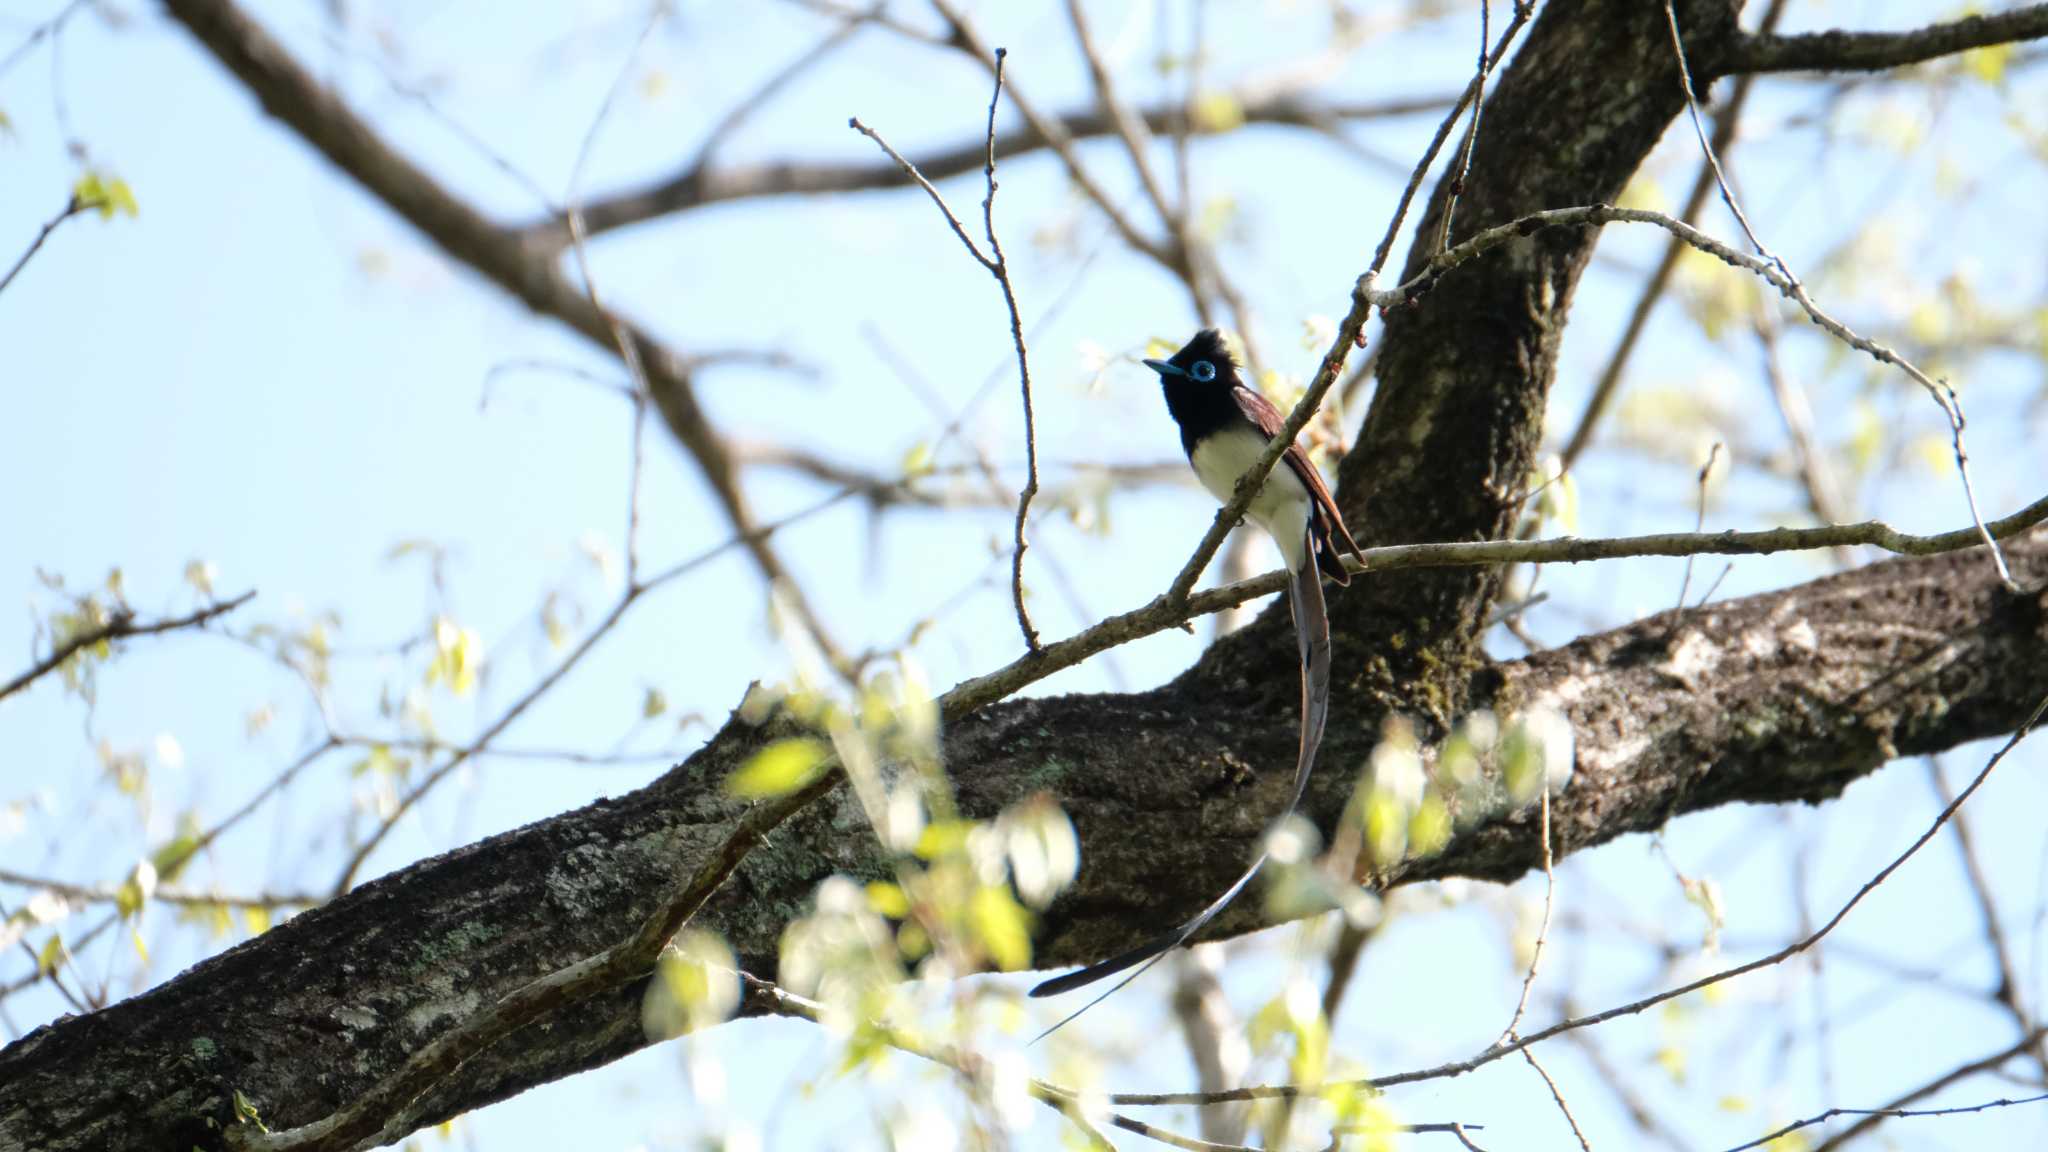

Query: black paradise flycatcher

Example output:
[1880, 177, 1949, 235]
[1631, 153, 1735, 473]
[1029, 329, 1364, 1038]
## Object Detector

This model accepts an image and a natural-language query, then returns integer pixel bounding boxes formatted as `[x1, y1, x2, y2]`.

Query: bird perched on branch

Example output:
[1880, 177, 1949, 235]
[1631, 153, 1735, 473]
[1028, 328, 1364, 1037]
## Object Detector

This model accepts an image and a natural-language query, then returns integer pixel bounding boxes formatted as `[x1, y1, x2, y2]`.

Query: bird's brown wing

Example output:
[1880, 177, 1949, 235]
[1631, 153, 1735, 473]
[1230, 386, 1363, 583]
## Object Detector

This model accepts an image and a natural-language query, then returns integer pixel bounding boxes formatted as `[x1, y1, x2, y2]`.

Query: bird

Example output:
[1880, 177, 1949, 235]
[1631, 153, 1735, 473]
[1027, 328, 1364, 1037]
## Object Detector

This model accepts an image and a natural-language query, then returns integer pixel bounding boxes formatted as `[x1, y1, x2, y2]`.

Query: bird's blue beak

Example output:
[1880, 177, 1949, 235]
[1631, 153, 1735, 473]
[1142, 358, 1184, 378]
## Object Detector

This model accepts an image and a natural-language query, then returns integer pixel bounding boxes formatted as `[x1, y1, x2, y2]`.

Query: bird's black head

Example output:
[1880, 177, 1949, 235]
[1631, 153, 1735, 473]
[1143, 328, 1239, 390]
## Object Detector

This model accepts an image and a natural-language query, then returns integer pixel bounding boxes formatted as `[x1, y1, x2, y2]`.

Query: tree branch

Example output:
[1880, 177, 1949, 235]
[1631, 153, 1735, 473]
[1726, 4, 2048, 75]
[160, 0, 852, 675]
[516, 92, 1454, 250]
[0, 590, 254, 703]
[3, 531, 2043, 1152]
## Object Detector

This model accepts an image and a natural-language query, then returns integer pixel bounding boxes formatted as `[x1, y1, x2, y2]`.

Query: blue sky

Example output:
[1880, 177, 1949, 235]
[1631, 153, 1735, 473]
[4, 1, 2048, 1148]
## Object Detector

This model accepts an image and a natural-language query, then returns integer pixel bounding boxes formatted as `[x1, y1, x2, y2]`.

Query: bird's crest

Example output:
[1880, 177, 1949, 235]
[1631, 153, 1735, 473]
[1170, 328, 1238, 375]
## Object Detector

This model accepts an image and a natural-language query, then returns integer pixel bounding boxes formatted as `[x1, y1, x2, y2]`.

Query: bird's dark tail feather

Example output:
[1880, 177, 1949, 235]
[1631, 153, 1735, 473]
[1027, 533, 1331, 1042]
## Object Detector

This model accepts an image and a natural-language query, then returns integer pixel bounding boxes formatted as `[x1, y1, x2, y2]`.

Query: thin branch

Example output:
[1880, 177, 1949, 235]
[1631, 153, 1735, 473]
[1556, 0, 1787, 472]
[334, 734, 691, 769]
[1170, 948, 1249, 1147]
[1367, 0, 1536, 278]
[563, 3, 663, 590]
[1926, 758, 2044, 1067]
[1108, 693, 2048, 1108]
[1727, 5, 2048, 75]
[925, 0, 1170, 267]
[1755, 300, 1853, 550]
[850, 50, 1044, 653]
[0, 193, 90, 298]
[0, 0, 87, 82]
[332, 491, 857, 892]
[1, 590, 255, 703]
[1726, 1048, 2048, 1152]
[980, 52, 1043, 655]
[1432, 0, 1503, 257]
[944, 494, 2048, 722]
[1663, 0, 2017, 592]
[0, 869, 319, 912]
[1496, 781, 1558, 1045]
[1161, 4, 1533, 602]
[162, 0, 854, 678]
[528, 89, 1456, 248]
[1671, 442, 1722, 621]
[1520, 1048, 1594, 1152]
[1063, 0, 1176, 236]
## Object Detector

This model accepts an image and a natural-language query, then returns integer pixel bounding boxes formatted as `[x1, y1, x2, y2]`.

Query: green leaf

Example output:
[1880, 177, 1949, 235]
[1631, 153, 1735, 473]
[35, 933, 63, 976]
[725, 737, 831, 799]
[150, 832, 202, 883]
[969, 885, 1032, 972]
[1964, 40, 2014, 86]
[912, 819, 975, 862]
[232, 1089, 268, 1131]
[115, 860, 156, 919]
[72, 170, 138, 219]
[900, 440, 934, 479]
[425, 617, 482, 697]
[864, 881, 910, 919]
[1191, 90, 1244, 132]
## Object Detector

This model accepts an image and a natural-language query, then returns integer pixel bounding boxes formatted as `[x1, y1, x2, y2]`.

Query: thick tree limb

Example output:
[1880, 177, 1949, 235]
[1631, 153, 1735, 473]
[1, 531, 2041, 1152]
[1726, 4, 2048, 75]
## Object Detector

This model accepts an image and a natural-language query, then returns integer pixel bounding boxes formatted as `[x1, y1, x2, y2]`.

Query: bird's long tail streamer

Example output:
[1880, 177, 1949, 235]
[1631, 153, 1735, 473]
[1027, 532, 1332, 1040]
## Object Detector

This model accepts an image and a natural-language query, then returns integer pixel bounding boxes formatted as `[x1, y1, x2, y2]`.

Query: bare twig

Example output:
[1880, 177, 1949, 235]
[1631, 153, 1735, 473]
[1367, 0, 1536, 278]
[1433, 0, 1502, 257]
[1063, 0, 1175, 237]
[1926, 758, 2043, 1065]
[924, 0, 1170, 267]
[0, 193, 92, 298]
[1725, 1048, 2048, 1152]
[850, 51, 1044, 653]
[1496, 783, 1558, 1045]
[1755, 301, 1852, 545]
[0, 0, 88, 82]
[563, 3, 664, 589]
[1520, 1047, 1594, 1152]
[1672, 443, 1722, 619]
[1108, 693, 2048, 1106]
[1, 590, 255, 703]
[1169, 948, 1249, 1147]
[0, 869, 319, 912]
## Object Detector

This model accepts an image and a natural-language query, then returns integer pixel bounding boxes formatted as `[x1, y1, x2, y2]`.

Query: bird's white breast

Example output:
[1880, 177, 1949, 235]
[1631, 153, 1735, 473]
[1189, 426, 1312, 573]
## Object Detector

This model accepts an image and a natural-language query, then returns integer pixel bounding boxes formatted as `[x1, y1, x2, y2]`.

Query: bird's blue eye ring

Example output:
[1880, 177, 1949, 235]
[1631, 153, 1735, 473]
[1191, 360, 1216, 382]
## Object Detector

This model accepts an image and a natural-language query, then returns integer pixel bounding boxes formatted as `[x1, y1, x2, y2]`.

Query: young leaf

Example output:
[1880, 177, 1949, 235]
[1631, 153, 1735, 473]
[726, 738, 831, 799]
